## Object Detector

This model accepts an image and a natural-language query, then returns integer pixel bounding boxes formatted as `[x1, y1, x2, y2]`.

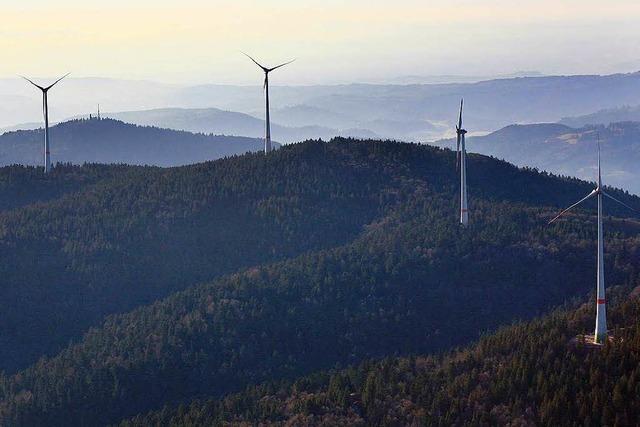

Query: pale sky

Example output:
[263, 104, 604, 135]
[2, 0, 640, 84]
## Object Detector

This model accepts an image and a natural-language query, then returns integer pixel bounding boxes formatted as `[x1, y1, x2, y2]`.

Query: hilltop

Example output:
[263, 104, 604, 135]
[0, 139, 639, 425]
[0, 118, 267, 167]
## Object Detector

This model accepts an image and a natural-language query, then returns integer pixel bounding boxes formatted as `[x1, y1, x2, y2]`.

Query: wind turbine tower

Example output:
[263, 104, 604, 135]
[22, 74, 69, 173]
[549, 136, 637, 344]
[456, 99, 469, 226]
[243, 53, 295, 154]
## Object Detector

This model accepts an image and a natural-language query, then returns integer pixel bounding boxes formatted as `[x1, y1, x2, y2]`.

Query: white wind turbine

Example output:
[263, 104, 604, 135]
[21, 74, 70, 173]
[243, 53, 295, 154]
[455, 99, 469, 226]
[549, 136, 637, 344]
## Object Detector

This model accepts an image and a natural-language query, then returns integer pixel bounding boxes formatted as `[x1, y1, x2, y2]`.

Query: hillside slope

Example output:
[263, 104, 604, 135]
[435, 121, 640, 194]
[0, 164, 135, 212]
[122, 288, 640, 426]
[0, 140, 411, 373]
[0, 140, 639, 426]
[560, 104, 640, 127]
[0, 118, 267, 167]
[99, 108, 378, 144]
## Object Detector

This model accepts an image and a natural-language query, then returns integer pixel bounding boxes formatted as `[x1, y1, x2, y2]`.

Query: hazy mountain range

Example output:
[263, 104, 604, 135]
[434, 121, 640, 195]
[0, 118, 269, 167]
[374, 70, 546, 85]
[94, 108, 378, 143]
[4, 71, 640, 142]
[560, 104, 640, 128]
[0, 108, 379, 145]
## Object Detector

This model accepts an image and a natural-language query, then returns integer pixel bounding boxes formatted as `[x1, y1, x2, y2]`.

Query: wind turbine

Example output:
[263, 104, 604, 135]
[243, 53, 295, 154]
[549, 136, 637, 344]
[21, 74, 69, 173]
[455, 99, 469, 226]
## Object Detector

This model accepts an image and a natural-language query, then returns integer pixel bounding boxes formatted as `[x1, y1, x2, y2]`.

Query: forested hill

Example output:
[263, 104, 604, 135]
[0, 163, 138, 212]
[0, 118, 267, 167]
[121, 287, 640, 427]
[0, 139, 639, 426]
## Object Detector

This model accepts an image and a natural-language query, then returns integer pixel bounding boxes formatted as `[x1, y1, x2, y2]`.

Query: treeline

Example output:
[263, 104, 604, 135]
[121, 289, 640, 426]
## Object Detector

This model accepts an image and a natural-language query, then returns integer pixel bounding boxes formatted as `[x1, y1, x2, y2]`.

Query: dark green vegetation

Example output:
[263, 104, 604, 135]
[0, 139, 638, 425]
[122, 288, 640, 426]
[0, 140, 398, 372]
[0, 118, 267, 167]
[0, 164, 135, 212]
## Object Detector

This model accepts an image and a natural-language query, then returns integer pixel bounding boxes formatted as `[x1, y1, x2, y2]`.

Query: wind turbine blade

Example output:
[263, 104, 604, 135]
[241, 52, 268, 72]
[268, 59, 296, 72]
[458, 98, 463, 129]
[45, 73, 70, 90]
[548, 189, 598, 224]
[20, 75, 45, 91]
[602, 191, 639, 214]
[263, 75, 268, 90]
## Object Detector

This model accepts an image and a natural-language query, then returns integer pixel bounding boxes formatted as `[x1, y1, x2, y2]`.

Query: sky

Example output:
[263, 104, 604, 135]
[2, 0, 640, 85]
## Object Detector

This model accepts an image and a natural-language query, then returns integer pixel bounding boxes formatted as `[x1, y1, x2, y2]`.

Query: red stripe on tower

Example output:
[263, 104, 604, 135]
[597, 298, 606, 305]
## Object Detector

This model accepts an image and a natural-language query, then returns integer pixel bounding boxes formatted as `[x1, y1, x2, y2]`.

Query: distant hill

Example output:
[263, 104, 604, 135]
[98, 107, 379, 144]
[433, 121, 640, 194]
[270, 104, 443, 141]
[560, 104, 640, 128]
[1, 139, 639, 426]
[123, 287, 640, 426]
[167, 72, 640, 133]
[4, 72, 640, 139]
[378, 70, 546, 85]
[0, 118, 269, 167]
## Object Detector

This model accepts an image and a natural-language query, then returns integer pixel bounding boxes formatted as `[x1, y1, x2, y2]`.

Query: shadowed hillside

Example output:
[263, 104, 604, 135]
[122, 288, 640, 426]
[0, 118, 268, 167]
[0, 139, 639, 426]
